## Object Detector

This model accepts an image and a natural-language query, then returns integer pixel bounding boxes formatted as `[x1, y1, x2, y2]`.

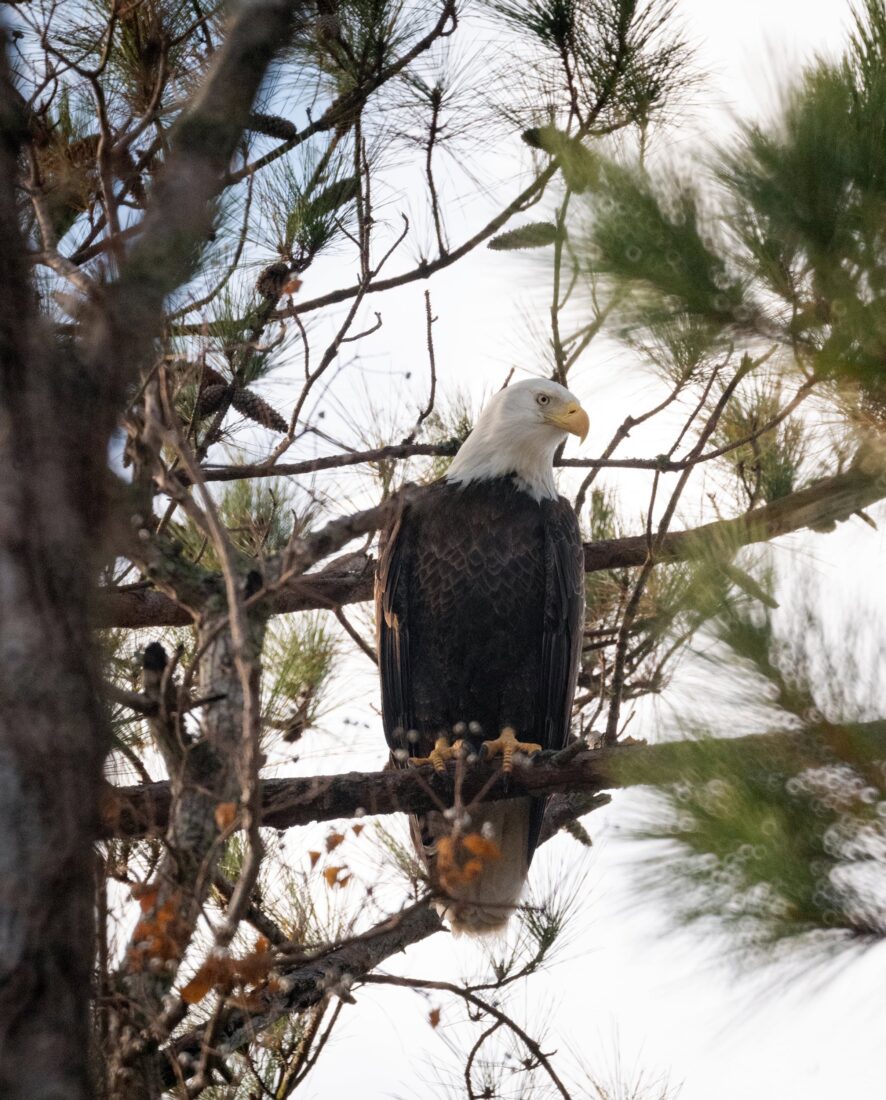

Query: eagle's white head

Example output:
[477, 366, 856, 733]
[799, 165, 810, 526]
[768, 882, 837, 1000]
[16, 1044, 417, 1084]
[445, 378, 589, 501]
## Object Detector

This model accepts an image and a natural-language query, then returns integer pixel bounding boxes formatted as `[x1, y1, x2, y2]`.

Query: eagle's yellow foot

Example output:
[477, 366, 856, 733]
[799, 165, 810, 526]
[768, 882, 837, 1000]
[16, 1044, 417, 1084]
[481, 727, 542, 773]
[410, 736, 465, 773]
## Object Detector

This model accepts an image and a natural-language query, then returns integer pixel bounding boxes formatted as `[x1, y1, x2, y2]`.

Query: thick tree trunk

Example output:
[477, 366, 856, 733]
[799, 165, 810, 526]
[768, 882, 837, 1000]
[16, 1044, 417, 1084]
[0, 5, 303, 1091]
[0, 45, 107, 1100]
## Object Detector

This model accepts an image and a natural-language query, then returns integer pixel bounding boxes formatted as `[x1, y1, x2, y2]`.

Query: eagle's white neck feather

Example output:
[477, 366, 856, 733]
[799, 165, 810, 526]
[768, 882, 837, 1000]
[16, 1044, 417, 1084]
[445, 387, 565, 502]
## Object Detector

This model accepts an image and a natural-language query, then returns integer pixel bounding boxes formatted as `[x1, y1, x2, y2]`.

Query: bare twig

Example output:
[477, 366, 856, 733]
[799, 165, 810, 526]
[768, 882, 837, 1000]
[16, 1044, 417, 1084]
[363, 975, 572, 1100]
[402, 289, 438, 444]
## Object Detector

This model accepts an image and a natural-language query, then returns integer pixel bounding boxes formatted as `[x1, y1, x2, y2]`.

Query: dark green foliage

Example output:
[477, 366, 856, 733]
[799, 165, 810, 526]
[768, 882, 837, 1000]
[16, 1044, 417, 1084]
[262, 160, 360, 263]
[420, 394, 475, 480]
[490, 0, 693, 130]
[308, 0, 412, 95]
[263, 616, 338, 745]
[719, 54, 886, 384]
[171, 478, 300, 568]
[307, 175, 361, 220]
[712, 380, 805, 505]
[29, 89, 100, 243]
[112, 1, 194, 110]
[490, 0, 580, 53]
[583, 0, 886, 397]
[588, 161, 748, 326]
[627, 598, 886, 960]
[631, 727, 886, 957]
[627, 315, 722, 385]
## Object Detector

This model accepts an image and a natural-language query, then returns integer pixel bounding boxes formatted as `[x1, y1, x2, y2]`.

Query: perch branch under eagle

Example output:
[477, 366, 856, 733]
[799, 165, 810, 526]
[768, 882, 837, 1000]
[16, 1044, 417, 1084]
[376, 378, 588, 933]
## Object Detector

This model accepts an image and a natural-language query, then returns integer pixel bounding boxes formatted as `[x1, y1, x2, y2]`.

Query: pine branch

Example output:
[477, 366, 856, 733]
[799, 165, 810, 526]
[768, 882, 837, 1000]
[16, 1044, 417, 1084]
[97, 461, 886, 628]
[143, 720, 886, 1086]
[164, 900, 444, 1085]
[102, 722, 886, 840]
[173, 161, 559, 336]
[99, 551, 375, 628]
[85, 0, 305, 402]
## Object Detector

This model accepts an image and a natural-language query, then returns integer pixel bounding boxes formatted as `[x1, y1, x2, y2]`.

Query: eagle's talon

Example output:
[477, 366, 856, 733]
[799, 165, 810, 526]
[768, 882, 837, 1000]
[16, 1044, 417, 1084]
[410, 736, 465, 773]
[481, 727, 543, 773]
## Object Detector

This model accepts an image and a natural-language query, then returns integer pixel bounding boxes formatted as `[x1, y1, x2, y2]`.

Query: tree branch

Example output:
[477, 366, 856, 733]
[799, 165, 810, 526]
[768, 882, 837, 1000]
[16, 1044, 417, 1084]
[103, 721, 886, 840]
[144, 719, 886, 1085]
[84, 0, 303, 402]
[165, 900, 444, 1084]
[97, 461, 886, 628]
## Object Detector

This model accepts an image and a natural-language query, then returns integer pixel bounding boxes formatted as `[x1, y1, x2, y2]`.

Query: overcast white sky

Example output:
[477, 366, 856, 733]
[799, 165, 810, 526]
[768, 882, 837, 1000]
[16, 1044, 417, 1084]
[269, 2, 886, 1097]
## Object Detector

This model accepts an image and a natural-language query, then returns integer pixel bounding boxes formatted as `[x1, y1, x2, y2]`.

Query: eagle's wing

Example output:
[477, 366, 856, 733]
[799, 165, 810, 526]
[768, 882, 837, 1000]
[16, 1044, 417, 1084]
[375, 498, 412, 750]
[528, 496, 585, 855]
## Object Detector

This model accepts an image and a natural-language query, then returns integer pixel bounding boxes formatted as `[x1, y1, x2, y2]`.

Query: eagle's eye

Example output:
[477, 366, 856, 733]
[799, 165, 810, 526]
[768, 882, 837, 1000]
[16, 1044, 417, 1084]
[536, 393, 551, 406]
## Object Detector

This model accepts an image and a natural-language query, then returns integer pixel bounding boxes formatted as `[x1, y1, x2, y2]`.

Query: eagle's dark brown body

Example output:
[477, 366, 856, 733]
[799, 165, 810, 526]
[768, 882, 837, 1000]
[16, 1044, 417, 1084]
[376, 476, 585, 881]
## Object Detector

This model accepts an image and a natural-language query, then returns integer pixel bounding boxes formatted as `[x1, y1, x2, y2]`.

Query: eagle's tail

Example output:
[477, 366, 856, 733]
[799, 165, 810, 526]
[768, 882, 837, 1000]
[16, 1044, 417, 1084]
[415, 798, 531, 935]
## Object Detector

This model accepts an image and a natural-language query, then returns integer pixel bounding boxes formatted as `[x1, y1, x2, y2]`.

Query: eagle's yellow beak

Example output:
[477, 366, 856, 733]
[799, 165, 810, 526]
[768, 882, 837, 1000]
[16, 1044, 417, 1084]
[546, 401, 589, 443]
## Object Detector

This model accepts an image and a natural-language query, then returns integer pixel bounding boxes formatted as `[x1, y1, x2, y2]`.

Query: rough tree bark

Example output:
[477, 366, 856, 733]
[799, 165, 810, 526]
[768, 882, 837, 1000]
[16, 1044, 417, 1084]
[0, 3, 303, 1093]
[0, 41, 108, 1100]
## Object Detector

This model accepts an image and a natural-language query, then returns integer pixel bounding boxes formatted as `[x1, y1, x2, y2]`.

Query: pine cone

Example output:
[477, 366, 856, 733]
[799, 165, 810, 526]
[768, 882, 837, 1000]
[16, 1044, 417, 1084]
[232, 388, 288, 433]
[194, 383, 230, 418]
[247, 112, 298, 142]
[198, 364, 228, 389]
[256, 262, 292, 300]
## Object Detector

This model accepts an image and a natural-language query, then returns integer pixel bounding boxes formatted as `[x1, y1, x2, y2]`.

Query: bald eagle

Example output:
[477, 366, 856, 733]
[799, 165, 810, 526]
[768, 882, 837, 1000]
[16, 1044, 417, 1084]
[376, 379, 587, 933]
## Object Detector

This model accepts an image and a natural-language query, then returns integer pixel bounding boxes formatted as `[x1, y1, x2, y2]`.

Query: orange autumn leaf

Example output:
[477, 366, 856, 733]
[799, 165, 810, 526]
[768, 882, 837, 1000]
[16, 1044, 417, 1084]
[323, 866, 343, 887]
[154, 899, 178, 929]
[214, 801, 238, 831]
[325, 831, 345, 853]
[436, 833, 501, 893]
[462, 834, 501, 862]
[180, 956, 234, 1004]
[352, 823, 365, 837]
[180, 969, 214, 1005]
[428, 1007, 441, 1029]
[236, 949, 275, 985]
[308, 850, 322, 869]
[462, 858, 483, 882]
[322, 866, 352, 888]
[131, 884, 159, 914]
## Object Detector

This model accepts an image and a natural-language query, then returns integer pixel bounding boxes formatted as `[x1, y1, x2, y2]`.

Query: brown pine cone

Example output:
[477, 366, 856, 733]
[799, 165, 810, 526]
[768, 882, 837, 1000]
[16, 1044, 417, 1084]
[231, 388, 288, 433]
[247, 112, 298, 142]
[197, 363, 228, 389]
[194, 383, 231, 419]
[256, 262, 292, 300]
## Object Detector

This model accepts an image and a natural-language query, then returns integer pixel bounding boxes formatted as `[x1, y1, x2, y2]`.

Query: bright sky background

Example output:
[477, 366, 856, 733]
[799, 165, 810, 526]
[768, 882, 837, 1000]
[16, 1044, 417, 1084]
[261, 2, 886, 1096]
